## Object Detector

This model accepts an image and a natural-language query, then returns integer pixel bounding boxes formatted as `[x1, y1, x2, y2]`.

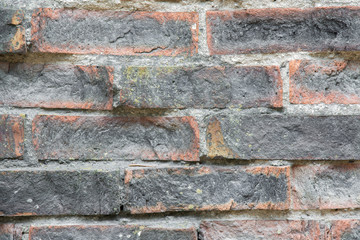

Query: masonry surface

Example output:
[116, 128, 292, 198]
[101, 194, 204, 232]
[2, 0, 360, 239]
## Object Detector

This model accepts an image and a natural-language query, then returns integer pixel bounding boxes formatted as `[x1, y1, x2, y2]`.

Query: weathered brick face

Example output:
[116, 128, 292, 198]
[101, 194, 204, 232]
[29, 225, 197, 240]
[0, 63, 113, 110]
[32, 115, 199, 161]
[207, 115, 360, 160]
[125, 166, 290, 213]
[0, 10, 26, 54]
[0, 115, 24, 159]
[290, 60, 360, 104]
[199, 220, 360, 239]
[3, 1, 360, 238]
[292, 164, 360, 210]
[119, 66, 282, 109]
[31, 9, 198, 56]
[0, 170, 123, 216]
[207, 7, 360, 54]
[0, 224, 22, 240]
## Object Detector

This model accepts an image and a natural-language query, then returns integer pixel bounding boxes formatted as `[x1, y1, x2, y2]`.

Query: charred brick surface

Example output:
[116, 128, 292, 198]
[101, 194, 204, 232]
[207, 115, 360, 160]
[0, 10, 26, 54]
[125, 166, 290, 213]
[292, 164, 360, 210]
[31, 9, 198, 56]
[0, 114, 24, 159]
[199, 220, 360, 240]
[118, 66, 282, 109]
[290, 60, 360, 104]
[32, 115, 199, 161]
[0, 63, 113, 110]
[0, 170, 123, 216]
[207, 7, 360, 54]
[29, 225, 197, 240]
[0, 224, 22, 240]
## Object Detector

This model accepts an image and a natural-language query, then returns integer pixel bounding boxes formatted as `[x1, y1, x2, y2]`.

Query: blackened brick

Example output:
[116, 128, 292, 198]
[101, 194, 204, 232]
[207, 7, 360, 54]
[29, 225, 197, 240]
[0, 224, 22, 240]
[0, 63, 113, 110]
[0, 114, 24, 159]
[32, 115, 199, 161]
[0, 170, 123, 216]
[125, 166, 290, 213]
[290, 60, 360, 104]
[207, 115, 360, 160]
[200, 220, 360, 240]
[119, 66, 282, 109]
[292, 164, 360, 210]
[0, 10, 26, 54]
[31, 9, 198, 56]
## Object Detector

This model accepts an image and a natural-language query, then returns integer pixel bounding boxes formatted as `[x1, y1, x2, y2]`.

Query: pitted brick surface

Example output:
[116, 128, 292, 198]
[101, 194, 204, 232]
[0, 63, 113, 110]
[31, 9, 198, 56]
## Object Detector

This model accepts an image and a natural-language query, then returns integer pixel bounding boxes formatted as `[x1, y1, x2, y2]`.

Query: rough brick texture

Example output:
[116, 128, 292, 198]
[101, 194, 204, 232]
[0, 170, 123, 216]
[31, 9, 198, 56]
[200, 220, 360, 239]
[290, 60, 360, 104]
[29, 225, 197, 240]
[0, 63, 113, 110]
[0, 114, 24, 159]
[0, 10, 26, 54]
[207, 115, 360, 160]
[32, 115, 199, 161]
[125, 166, 290, 213]
[207, 7, 360, 54]
[119, 66, 282, 109]
[292, 163, 360, 210]
[0, 224, 22, 240]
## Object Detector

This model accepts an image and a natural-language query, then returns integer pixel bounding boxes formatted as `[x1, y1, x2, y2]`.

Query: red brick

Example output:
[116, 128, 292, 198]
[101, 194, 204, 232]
[32, 115, 199, 161]
[29, 225, 197, 240]
[0, 170, 123, 216]
[0, 63, 113, 110]
[31, 9, 198, 56]
[125, 166, 290, 214]
[206, 115, 360, 160]
[0, 10, 26, 54]
[290, 60, 360, 104]
[200, 220, 360, 239]
[292, 164, 360, 210]
[0, 224, 22, 240]
[0, 114, 24, 159]
[119, 66, 282, 109]
[207, 7, 360, 55]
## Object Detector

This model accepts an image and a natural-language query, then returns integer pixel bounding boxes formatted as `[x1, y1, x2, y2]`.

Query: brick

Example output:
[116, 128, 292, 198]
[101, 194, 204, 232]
[0, 115, 24, 159]
[0, 224, 22, 240]
[199, 220, 360, 239]
[290, 60, 360, 104]
[119, 66, 282, 109]
[0, 10, 26, 54]
[31, 9, 198, 56]
[32, 115, 199, 161]
[29, 225, 197, 240]
[0, 63, 113, 110]
[125, 166, 290, 214]
[292, 163, 360, 210]
[207, 7, 360, 55]
[0, 170, 123, 216]
[207, 115, 360, 160]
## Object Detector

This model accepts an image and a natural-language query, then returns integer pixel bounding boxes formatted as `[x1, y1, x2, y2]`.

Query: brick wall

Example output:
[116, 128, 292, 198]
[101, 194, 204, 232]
[1, 0, 360, 239]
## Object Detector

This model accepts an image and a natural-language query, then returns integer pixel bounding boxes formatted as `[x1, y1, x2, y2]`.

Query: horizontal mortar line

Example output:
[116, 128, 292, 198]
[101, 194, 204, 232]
[2, 209, 360, 224]
[4, 2, 352, 12]
[0, 52, 356, 65]
[3, 106, 360, 116]
[3, 158, 360, 171]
